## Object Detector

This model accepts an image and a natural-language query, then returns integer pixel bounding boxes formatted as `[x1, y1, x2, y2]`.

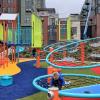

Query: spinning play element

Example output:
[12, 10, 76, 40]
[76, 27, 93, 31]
[33, 74, 100, 100]
[0, 75, 13, 86]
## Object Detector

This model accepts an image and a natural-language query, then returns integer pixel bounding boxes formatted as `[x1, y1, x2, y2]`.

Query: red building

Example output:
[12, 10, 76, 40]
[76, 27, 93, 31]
[37, 8, 59, 46]
[92, 14, 100, 37]
[0, 0, 19, 13]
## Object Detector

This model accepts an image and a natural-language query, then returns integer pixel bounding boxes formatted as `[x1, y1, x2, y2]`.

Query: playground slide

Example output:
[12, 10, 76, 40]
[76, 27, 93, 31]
[0, 46, 24, 57]
[8, 46, 24, 55]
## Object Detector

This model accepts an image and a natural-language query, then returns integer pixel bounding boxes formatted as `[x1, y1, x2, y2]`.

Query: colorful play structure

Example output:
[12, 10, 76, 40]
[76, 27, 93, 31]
[33, 1, 100, 100]
[0, 2, 100, 100]
[0, 13, 43, 87]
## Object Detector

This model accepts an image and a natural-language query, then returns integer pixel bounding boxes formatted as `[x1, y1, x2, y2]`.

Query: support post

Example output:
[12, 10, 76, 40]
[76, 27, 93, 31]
[49, 47, 54, 63]
[11, 21, 16, 63]
[80, 42, 85, 64]
[63, 50, 67, 58]
[36, 48, 41, 68]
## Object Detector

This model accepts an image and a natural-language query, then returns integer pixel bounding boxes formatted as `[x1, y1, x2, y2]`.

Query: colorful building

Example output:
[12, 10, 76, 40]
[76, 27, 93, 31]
[37, 8, 59, 45]
[0, 0, 19, 13]
[31, 13, 42, 48]
[59, 14, 80, 41]
[59, 18, 67, 41]
[69, 14, 81, 40]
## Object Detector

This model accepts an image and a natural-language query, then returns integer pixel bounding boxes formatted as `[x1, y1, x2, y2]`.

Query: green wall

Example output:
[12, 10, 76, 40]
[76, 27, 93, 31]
[31, 14, 42, 48]
[0, 24, 3, 41]
[0, 24, 17, 43]
[67, 17, 71, 41]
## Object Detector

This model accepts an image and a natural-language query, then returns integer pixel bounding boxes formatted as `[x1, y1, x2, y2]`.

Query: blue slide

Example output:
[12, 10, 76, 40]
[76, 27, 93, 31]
[16, 46, 25, 53]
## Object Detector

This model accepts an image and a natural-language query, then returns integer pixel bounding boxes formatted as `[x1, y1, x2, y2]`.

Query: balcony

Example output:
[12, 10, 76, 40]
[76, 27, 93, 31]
[25, 9, 32, 13]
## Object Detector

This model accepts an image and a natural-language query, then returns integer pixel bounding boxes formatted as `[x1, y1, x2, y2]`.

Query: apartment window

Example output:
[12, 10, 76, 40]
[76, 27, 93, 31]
[25, 17, 30, 24]
[97, 7, 100, 13]
[97, 0, 100, 4]
[8, 0, 13, 4]
[72, 27, 77, 34]
[36, 0, 41, 8]
[51, 18, 55, 25]
[8, 8, 14, 13]
[25, 0, 32, 12]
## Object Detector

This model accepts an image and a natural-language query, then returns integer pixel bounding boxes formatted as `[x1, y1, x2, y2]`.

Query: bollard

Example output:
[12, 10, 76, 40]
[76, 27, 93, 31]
[48, 87, 61, 100]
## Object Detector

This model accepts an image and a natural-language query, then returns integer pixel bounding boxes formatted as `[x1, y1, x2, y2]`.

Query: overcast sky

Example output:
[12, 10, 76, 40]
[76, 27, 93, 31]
[46, 0, 85, 18]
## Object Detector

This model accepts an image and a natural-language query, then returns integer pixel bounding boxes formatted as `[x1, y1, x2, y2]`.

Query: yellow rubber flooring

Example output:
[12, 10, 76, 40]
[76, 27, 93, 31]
[0, 62, 21, 76]
[0, 58, 35, 76]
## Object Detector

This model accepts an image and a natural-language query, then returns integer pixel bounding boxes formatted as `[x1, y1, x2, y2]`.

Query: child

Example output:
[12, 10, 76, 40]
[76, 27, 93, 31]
[32, 48, 36, 57]
[50, 72, 65, 90]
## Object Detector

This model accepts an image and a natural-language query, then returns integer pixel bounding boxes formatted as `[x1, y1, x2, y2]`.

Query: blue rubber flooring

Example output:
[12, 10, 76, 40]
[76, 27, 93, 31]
[0, 60, 47, 100]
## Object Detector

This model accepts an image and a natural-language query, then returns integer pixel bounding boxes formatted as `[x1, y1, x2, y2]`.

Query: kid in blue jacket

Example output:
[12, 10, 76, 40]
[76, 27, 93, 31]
[50, 72, 65, 90]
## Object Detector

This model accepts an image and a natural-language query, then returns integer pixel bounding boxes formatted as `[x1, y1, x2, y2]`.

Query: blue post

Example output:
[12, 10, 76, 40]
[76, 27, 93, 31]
[17, 14, 21, 63]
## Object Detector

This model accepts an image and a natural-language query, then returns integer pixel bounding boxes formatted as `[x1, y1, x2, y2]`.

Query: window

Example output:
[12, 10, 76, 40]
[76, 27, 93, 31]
[97, 0, 100, 4]
[97, 7, 100, 13]
[25, 17, 31, 24]
[8, 0, 13, 4]
[72, 27, 77, 35]
[51, 18, 55, 24]
[8, 8, 14, 13]
[25, 0, 32, 12]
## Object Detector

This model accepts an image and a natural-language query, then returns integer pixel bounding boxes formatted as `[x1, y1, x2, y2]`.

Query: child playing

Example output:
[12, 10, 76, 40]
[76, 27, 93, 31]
[50, 72, 65, 90]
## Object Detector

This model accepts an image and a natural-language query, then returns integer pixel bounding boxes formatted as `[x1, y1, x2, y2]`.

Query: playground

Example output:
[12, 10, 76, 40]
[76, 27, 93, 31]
[0, 2, 100, 100]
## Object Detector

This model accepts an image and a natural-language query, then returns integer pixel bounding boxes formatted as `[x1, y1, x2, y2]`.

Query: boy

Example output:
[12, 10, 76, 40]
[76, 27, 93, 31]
[50, 72, 65, 90]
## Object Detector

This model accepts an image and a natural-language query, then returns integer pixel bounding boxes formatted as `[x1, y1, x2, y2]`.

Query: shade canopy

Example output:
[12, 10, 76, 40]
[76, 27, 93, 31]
[0, 13, 18, 21]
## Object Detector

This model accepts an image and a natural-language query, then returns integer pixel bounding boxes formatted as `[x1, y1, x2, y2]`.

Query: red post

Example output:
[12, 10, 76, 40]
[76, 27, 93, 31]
[49, 47, 54, 63]
[3, 21, 6, 68]
[63, 50, 67, 58]
[6, 46, 8, 67]
[11, 21, 16, 63]
[47, 66, 54, 83]
[80, 42, 85, 64]
[36, 48, 41, 68]
[5, 21, 8, 66]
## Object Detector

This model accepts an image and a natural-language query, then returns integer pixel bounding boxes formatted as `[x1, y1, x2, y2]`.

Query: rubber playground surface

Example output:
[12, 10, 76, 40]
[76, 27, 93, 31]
[0, 60, 47, 100]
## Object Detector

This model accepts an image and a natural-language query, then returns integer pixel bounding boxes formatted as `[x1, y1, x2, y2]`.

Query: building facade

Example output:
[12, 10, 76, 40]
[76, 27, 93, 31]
[21, 0, 45, 27]
[37, 8, 59, 45]
[59, 18, 67, 41]
[0, 0, 45, 26]
[80, 0, 100, 38]
[70, 14, 81, 40]
[59, 14, 80, 41]
[0, 0, 60, 46]
[36, 0, 45, 9]
[0, 0, 19, 13]
[0, 0, 46, 45]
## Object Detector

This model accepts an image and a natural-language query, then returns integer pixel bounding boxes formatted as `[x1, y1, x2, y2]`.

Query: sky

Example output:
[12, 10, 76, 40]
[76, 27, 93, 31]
[46, 0, 85, 18]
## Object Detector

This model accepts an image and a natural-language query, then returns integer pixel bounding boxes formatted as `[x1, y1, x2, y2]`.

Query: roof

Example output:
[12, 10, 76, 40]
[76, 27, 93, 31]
[37, 8, 56, 13]
[0, 13, 18, 21]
